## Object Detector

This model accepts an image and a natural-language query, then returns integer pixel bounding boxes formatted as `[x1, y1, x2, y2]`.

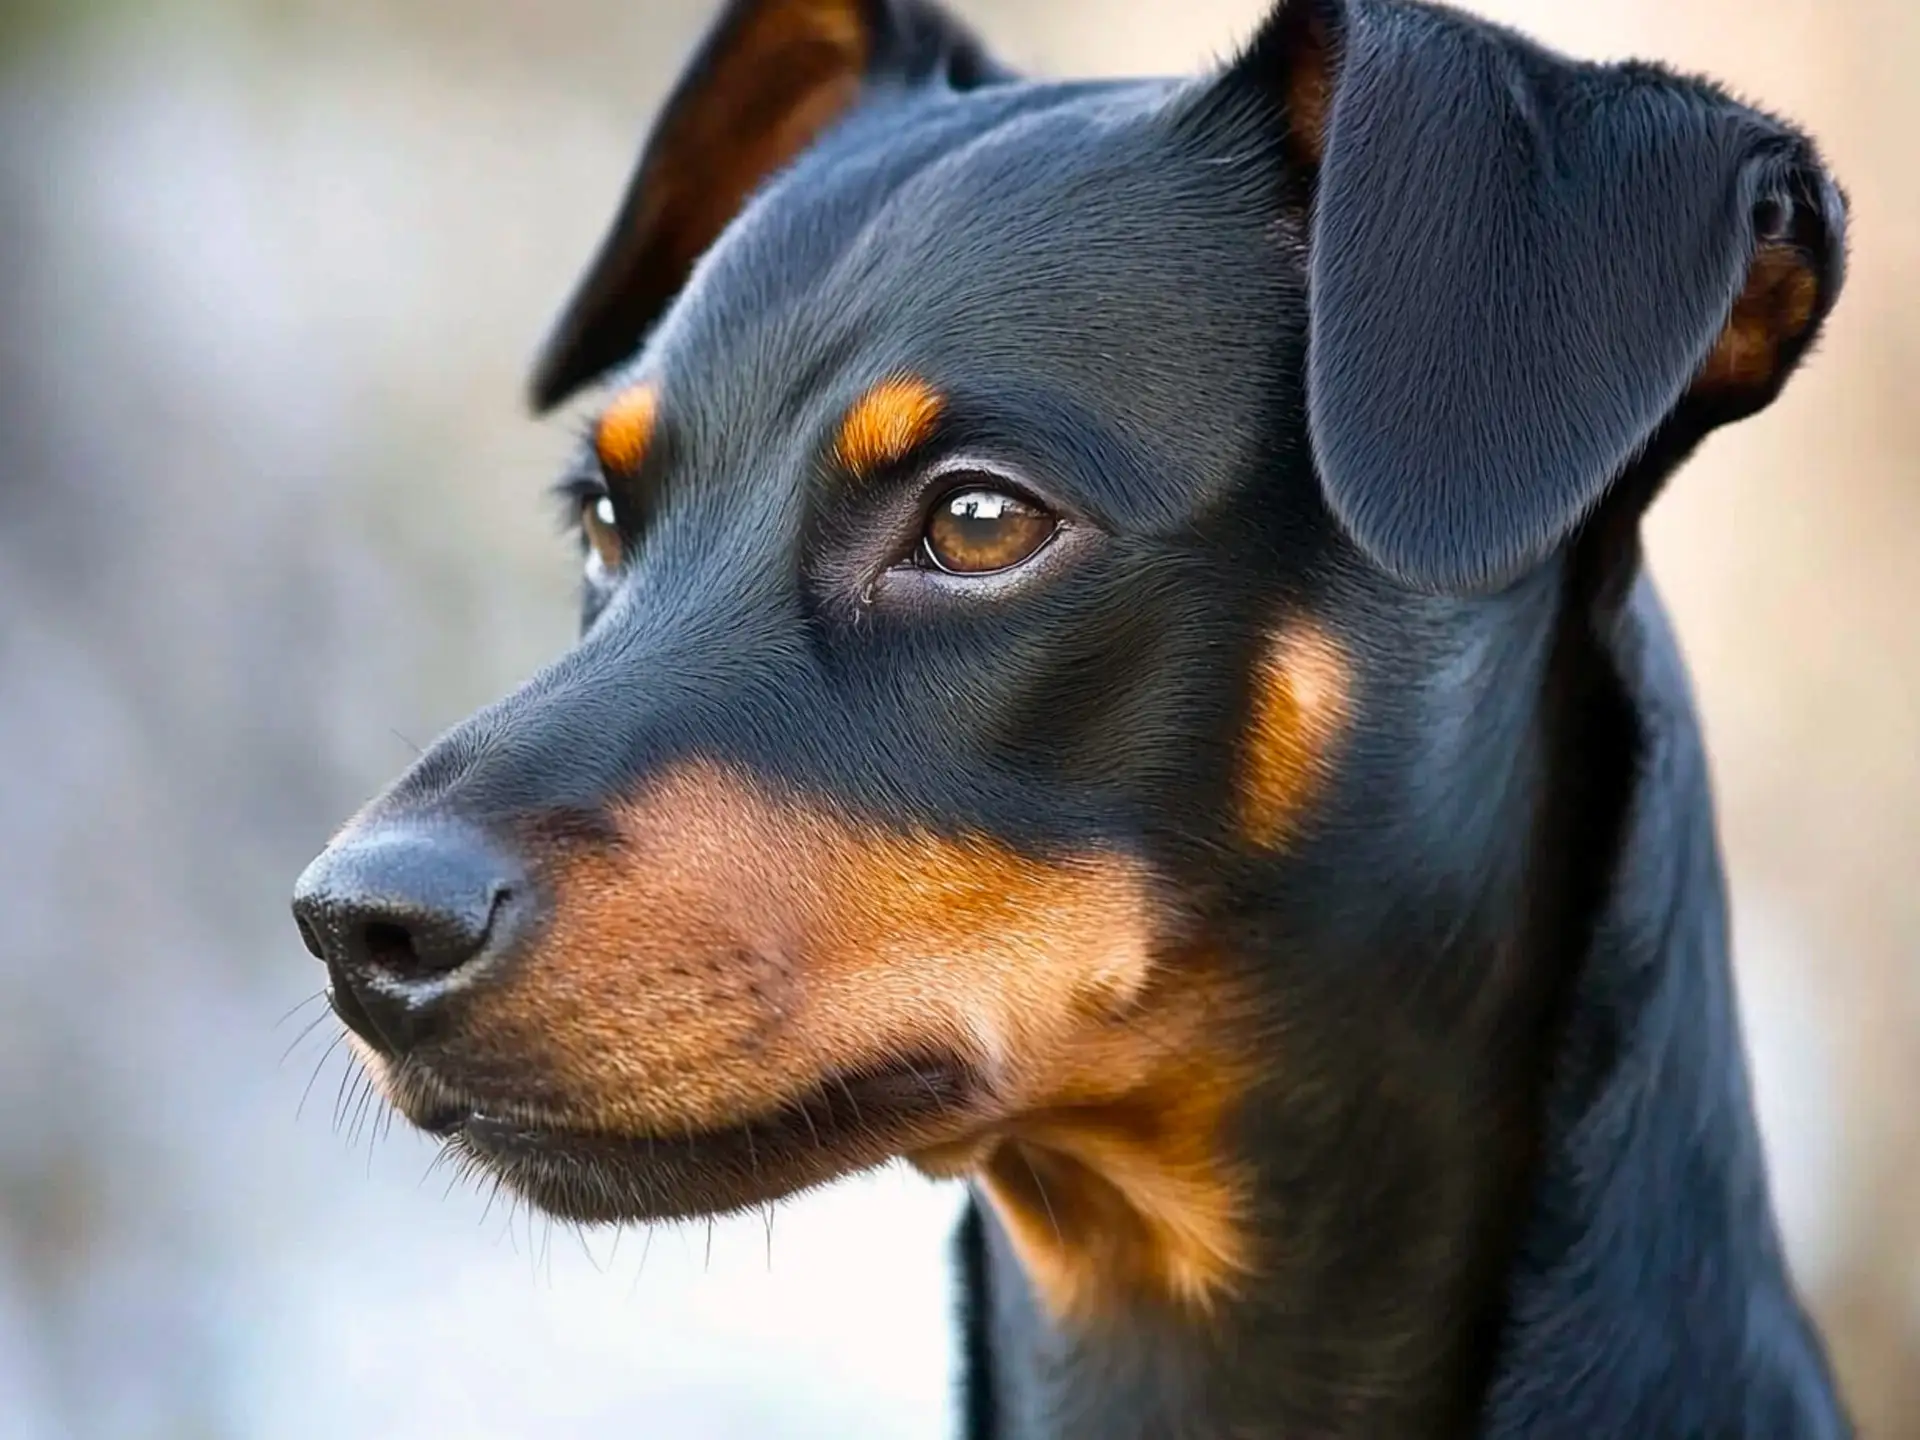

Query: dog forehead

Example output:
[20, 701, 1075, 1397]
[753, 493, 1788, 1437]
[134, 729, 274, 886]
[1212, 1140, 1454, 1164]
[645, 79, 1300, 516]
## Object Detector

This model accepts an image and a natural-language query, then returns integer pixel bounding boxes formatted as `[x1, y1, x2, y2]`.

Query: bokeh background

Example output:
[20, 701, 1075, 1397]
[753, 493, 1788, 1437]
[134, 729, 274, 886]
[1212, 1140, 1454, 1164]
[1, 0, 1913, 1435]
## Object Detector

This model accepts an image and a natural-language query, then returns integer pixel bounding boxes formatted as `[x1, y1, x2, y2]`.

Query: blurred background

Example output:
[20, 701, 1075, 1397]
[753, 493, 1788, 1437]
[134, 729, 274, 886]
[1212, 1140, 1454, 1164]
[0, 0, 1912, 1435]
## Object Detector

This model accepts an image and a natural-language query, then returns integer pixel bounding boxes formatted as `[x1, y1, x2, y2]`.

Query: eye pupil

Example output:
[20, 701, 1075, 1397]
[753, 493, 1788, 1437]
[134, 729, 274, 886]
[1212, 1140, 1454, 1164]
[923, 484, 1057, 575]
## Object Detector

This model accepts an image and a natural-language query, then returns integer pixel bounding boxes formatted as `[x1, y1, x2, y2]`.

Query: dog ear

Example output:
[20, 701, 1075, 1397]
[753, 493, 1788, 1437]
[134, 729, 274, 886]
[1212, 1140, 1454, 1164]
[528, 0, 1009, 412]
[1231, 0, 1846, 594]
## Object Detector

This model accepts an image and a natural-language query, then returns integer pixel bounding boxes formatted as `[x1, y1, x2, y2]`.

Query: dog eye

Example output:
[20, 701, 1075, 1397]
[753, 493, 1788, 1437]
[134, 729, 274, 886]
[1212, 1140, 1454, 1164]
[922, 486, 1057, 575]
[580, 495, 624, 572]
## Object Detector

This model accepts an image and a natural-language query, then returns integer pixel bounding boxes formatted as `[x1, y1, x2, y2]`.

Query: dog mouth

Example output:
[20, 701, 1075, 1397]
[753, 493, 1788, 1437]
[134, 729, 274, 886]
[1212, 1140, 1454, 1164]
[393, 1055, 982, 1224]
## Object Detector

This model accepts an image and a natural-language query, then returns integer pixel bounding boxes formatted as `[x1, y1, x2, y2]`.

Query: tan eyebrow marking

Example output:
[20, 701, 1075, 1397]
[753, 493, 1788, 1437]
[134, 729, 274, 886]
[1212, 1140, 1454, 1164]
[595, 383, 660, 474]
[834, 376, 944, 477]
[1239, 621, 1351, 849]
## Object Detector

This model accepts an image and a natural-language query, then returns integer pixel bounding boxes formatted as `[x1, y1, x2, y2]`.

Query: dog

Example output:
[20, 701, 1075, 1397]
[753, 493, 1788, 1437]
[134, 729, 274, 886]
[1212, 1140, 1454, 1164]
[291, 0, 1851, 1433]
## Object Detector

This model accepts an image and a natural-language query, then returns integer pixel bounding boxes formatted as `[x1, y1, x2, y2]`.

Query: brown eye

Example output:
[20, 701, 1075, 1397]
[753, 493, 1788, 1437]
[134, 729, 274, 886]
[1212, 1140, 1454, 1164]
[922, 486, 1057, 575]
[580, 494, 624, 573]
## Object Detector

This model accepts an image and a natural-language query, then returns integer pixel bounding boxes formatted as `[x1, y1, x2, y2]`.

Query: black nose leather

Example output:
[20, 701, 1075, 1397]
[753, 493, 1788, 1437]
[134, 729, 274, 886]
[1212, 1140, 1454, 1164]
[292, 822, 523, 1052]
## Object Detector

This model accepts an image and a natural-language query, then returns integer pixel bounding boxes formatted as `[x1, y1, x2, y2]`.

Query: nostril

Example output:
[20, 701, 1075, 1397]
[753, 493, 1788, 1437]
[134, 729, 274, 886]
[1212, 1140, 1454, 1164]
[355, 896, 501, 982]
[361, 920, 422, 975]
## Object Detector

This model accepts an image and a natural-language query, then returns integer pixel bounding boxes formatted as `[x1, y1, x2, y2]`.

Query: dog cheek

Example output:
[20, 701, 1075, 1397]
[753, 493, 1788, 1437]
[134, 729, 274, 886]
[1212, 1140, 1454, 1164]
[801, 832, 1165, 1109]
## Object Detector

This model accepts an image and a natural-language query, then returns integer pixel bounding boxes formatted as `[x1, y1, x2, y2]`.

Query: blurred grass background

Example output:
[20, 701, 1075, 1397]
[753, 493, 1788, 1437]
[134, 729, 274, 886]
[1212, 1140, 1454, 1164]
[0, 1, 1913, 1436]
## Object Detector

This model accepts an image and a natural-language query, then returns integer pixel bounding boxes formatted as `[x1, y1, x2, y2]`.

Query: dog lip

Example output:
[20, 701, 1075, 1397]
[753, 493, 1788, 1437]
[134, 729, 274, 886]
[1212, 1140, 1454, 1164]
[439, 1055, 982, 1223]
[418, 1101, 470, 1136]
[326, 974, 395, 1056]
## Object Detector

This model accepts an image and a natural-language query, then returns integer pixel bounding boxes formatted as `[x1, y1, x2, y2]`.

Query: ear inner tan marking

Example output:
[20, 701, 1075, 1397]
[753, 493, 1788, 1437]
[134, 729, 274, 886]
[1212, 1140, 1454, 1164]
[1239, 622, 1351, 848]
[1284, 16, 1337, 167]
[834, 376, 944, 476]
[1692, 243, 1822, 394]
[646, 0, 870, 281]
[594, 383, 659, 473]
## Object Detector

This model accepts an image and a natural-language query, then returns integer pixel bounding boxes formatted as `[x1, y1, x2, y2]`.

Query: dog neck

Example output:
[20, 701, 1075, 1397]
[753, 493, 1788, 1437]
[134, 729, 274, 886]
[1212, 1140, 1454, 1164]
[958, 575, 1844, 1439]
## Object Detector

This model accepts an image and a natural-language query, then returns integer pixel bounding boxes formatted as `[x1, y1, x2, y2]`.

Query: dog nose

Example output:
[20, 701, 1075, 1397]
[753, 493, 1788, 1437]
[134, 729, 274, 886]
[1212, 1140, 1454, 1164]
[292, 822, 524, 1052]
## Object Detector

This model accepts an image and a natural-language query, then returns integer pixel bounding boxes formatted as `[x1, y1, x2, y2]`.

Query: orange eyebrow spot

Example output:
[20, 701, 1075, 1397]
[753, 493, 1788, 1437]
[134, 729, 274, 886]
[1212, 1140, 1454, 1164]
[594, 384, 659, 473]
[834, 376, 944, 477]
[1239, 622, 1350, 849]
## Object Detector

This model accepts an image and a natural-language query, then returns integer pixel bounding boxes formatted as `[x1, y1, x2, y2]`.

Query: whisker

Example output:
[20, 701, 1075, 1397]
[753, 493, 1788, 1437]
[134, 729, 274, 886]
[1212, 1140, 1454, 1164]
[573, 1223, 605, 1276]
[278, 1009, 335, 1067]
[795, 1097, 823, 1153]
[274, 990, 330, 1030]
[296, 1032, 346, 1123]
[904, 1060, 945, 1108]
[331, 1059, 362, 1134]
[349, 1072, 380, 1146]
[421, 1146, 454, 1192]
[346, 1067, 378, 1140]
[479, 1171, 507, 1231]
[833, 1074, 867, 1131]
[1020, 1147, 1064, 1250]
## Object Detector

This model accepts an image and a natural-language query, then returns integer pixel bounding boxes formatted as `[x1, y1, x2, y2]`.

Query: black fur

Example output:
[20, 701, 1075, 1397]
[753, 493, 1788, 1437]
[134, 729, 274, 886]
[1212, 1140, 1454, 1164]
[293, 0, 1851, 1434]
[527, 0, 1011, 412]
[1251, 0, 1847, 595]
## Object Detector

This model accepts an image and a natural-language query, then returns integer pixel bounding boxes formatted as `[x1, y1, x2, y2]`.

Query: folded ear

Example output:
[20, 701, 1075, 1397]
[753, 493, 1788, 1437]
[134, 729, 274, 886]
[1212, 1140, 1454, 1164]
[529, 0, 1009, 412]
[1234, 0, 1847, 594]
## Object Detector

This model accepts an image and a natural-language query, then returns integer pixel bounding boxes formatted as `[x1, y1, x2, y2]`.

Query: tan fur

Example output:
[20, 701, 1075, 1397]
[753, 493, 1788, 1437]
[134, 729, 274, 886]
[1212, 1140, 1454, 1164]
[594, 382, 659, 474]
[1693, 242, 1822, 394]
[642, 1, 869, 285]
[402, 761, 1264, 1322]
[960, 963, 1261, 1325]
[456, 764, 1153, 1133]
[1285, 14, 1338, 167]
[834, 376, 945, 477]
[1238, 622, 1351, 849]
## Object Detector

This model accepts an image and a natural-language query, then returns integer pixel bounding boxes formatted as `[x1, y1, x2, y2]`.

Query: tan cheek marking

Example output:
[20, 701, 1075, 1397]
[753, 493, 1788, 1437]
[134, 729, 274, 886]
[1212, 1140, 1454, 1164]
[455, 763, 1259, 1321]
[461, 764, 1155, 1136]
[1239, 621, 1351, 849]
[967, 966, 1261, 1326]
[1692, 243, 1822, 394]
[834, 376, 944, 477]
[594, 383, 659, 473]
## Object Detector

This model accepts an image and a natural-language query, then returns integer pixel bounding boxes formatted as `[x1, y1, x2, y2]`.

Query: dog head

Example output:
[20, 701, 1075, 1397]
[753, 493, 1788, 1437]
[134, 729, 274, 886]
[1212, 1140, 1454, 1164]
[294, 0, 1843, 1324]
